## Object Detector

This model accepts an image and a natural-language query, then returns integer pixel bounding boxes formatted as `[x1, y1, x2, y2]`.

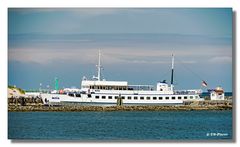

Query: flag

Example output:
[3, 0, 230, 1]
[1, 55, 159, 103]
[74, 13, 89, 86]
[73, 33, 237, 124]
[202, 80, 208, 87]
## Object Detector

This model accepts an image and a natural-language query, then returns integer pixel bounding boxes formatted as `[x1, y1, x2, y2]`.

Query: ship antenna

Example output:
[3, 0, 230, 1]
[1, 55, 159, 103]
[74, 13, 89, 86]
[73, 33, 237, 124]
[170, 54, 174, 91]
[97, 50, 101, 81]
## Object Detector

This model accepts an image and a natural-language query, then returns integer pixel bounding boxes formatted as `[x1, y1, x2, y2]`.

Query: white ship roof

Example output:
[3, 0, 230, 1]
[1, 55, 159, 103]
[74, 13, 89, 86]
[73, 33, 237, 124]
[82, 80, 128, 86]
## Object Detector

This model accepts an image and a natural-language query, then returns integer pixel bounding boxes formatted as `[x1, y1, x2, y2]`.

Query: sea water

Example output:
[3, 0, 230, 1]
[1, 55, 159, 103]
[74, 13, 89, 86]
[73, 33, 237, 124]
[8, 110, 232, 140]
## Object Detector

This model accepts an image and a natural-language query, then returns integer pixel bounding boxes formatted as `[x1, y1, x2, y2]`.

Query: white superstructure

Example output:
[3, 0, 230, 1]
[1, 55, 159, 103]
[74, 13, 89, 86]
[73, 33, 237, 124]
[41, 50, 204, 105]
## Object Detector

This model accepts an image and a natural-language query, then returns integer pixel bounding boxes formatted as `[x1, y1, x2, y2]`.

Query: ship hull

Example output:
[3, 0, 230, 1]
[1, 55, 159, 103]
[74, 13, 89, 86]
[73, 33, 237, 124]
[41, 92, 203, 106]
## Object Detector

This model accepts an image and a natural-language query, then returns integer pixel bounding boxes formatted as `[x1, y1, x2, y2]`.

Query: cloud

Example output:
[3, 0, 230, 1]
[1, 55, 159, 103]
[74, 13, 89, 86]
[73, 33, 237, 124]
[8, 33, 232, 65]
[9, 48, 95, 64]
[9, 47, 200, 65]
[208, 56, 232, 63]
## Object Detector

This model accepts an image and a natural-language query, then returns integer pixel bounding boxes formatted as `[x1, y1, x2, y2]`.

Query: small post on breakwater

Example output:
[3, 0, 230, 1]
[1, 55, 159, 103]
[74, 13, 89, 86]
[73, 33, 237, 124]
[20, 97, 26, 106]
[117, 94, 123, 106]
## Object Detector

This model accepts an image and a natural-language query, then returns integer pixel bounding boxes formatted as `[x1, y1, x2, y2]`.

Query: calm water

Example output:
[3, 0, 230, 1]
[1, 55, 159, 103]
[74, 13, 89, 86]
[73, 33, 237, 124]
[8, 111, 232, 140]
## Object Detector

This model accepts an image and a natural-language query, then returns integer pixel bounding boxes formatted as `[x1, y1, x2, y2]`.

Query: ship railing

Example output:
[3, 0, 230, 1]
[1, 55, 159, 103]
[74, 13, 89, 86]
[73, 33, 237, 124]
[128, 85, 154, 91]
[174, 90, 201, 95]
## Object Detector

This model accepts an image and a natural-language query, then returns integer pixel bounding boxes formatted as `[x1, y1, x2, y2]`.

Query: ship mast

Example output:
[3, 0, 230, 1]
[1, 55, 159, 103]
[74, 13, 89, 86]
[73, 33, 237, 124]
[97, 50, 101, 81]
[170, 54, 174, 91]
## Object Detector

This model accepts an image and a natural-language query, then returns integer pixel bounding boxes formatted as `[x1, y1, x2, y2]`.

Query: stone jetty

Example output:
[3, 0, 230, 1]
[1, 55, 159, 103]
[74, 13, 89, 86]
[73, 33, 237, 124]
[8, 98, 232, 112]
[8, 105, 232, 112]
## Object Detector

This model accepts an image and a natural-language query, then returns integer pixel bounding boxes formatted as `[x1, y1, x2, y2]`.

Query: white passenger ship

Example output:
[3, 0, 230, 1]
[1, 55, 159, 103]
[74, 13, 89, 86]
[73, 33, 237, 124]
[41, 51, 204, 105]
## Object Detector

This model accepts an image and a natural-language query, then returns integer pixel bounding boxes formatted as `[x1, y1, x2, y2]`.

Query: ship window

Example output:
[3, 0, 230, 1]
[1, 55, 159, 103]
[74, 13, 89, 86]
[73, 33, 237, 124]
[134, 96, 138, 100]
[108, 96, 112, 99]
[184, 96, 187, 99]
[68, 93, 74, 97]
[82, 86, 89, 88]
[153, 97, 157, 100]
[172, 97, 175, 100]
[166, 97, 169, 100]
[128, 96, 131, 100]
[190, 96, 193, 99]
[119, 87, 122, 90]
[160, 89, 163, 91]
[178, 96, 181, 100]
[76, 94, 81, 97]
[140, 97, 144, 100]
[115, 96, 118, 99]
[122, 96, 125, 99]
[147, 97, 150, 100]
[102, 96, 106, 99]
[195, 96, 198, 99]
[159, 97, 163, 100]
[95, 95, 99, 99]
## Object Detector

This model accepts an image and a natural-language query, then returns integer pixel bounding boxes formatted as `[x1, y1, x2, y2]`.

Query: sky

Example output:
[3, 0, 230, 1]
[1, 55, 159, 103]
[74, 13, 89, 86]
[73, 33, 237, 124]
[8, 8, 233, 92]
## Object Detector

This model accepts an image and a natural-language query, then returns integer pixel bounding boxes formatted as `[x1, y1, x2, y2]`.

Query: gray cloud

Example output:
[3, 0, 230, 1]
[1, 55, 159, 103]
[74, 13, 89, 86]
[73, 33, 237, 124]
[208, 56, 232, 63]
[9, 46, 230, 65]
